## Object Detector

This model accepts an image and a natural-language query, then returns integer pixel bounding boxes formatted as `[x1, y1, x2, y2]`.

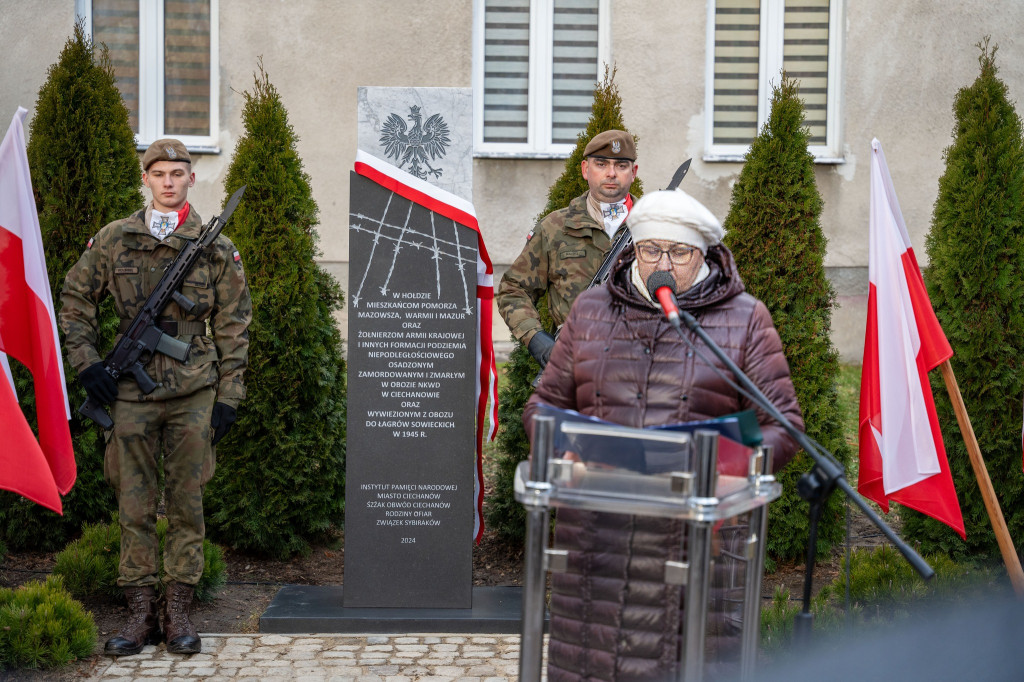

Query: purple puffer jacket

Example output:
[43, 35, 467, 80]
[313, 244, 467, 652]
[524, 246, 803, 682]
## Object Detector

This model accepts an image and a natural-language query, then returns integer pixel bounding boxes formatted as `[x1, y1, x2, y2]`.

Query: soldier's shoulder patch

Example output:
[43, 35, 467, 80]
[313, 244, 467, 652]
[86, 237, 95, 249]
[232, 250, 242, 266]
[526, 228, 535, 242]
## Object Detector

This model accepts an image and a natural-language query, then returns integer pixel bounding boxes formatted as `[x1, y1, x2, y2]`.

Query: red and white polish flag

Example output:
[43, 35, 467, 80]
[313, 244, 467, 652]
[858, 138, 965, 538]
[0, 107, 75, 513]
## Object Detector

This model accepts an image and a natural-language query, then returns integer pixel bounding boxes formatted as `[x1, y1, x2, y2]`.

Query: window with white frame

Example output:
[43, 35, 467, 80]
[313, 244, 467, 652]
[473, 0, 610, 158]
[77, 0, 219, 151]
[704, 0, 843, 162]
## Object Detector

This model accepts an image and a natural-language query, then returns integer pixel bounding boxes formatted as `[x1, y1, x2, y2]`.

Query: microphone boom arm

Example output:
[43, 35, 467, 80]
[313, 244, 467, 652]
[642, 276, 934, 640]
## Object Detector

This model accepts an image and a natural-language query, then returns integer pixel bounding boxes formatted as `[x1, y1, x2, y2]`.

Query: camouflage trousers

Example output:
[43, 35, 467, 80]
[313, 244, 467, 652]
[105, 387, 216, 587]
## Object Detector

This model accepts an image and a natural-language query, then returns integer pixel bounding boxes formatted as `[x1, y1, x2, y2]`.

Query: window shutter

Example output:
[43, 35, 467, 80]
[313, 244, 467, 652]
[550, 0, 599, 145]
[783, 0, 830, 144]
[93, 0, 140, 134]
[164, 0, 211, 137]
[711, 0, 760, 146]
[482, 0, 531, 144]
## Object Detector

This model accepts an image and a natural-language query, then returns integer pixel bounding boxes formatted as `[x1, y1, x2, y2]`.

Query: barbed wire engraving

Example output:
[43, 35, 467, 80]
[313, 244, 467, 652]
[350, 190, 475, 315]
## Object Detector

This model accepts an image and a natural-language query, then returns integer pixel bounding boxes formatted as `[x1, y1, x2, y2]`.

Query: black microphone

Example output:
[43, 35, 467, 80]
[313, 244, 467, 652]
[646, 271, 681, 327]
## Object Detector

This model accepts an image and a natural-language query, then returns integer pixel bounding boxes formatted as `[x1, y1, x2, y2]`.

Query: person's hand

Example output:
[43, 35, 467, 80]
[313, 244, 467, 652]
[80, 362, 118, 405]
[527, 331, 556, 367]
[211, 402, 237, 445]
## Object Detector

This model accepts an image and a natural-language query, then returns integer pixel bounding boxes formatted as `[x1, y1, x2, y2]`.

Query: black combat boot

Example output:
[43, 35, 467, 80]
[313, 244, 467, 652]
[104, 586, 162, 656]
[164, 581, 201, 654]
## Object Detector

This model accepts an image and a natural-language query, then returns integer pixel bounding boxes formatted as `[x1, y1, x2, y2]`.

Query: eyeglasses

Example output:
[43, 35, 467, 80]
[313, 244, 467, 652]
[635, 243, 698, 265]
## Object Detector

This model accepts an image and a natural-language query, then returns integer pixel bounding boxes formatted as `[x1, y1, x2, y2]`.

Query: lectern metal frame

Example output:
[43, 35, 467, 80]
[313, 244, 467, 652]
[516, 416, 780, 682]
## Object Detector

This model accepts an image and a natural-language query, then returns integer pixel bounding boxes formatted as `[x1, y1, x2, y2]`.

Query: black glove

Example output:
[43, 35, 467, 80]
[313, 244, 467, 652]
[80, 362, 118, 405]
[527, 331, 557, 368]
[210, 402, 237, 445]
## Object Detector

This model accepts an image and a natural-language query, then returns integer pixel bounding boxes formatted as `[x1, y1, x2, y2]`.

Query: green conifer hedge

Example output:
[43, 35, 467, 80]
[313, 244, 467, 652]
[723, 77, 850, 563]
[902, 41, 1024, 559]
[0, 22, 140, 549]
[203, 64, 347, 558]
[487, 67, 643, 541]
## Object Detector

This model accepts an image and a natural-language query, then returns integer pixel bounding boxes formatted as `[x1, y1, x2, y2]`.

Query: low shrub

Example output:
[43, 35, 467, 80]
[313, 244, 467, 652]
[0, 575, 96, 669]
[760, 546, 1006, 657]
[52, 517, 119, 600]
[759, 585, 801, 652]
[817, 545, 1004, 607]
[53, 517, 226, 603]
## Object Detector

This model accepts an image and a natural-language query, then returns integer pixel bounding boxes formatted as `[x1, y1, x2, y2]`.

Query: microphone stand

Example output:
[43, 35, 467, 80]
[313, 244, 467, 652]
[658, 296, 934, 640]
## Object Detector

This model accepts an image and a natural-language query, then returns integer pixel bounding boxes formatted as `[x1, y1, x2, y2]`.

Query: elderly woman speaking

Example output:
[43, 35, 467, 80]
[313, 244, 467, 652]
[524, 188, 804, 682]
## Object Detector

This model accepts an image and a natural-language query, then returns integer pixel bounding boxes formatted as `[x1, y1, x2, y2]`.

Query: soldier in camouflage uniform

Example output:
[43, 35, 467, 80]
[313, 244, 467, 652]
[60, 139, 251, 657]
[496, 129, 638, 366]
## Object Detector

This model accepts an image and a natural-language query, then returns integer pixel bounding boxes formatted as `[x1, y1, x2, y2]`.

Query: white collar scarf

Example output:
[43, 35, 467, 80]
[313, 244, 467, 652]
[147, 207, 179, 241]
[587, 193, 628, 237]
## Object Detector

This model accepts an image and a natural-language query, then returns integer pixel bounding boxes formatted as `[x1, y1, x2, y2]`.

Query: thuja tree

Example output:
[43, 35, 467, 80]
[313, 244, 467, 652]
[723, 76, 850, 563]
[0, 22, 140, 549]
[486, 66, 643, 541]
[902, 41, 1024, 560]
[203, 64, 347, 558]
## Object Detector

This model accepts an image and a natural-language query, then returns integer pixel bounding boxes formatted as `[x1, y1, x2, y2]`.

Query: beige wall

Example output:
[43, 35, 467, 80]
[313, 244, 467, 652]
[4, 1, 1024, 361]
[212, 1, 475, 263]
[1, 4, 75, 120]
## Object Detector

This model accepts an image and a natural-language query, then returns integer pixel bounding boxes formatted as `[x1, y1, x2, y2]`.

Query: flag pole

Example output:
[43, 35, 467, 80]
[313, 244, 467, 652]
[939, 360, 1024, 596]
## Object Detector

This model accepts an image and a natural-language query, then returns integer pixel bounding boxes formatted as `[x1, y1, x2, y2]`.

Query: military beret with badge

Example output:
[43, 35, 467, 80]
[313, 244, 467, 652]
[583, 129, 636, 161]
[142, 138, 191, 170]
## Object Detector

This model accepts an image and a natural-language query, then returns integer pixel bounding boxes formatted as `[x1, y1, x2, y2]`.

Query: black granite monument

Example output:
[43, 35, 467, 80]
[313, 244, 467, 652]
[345, 88, 478, 607]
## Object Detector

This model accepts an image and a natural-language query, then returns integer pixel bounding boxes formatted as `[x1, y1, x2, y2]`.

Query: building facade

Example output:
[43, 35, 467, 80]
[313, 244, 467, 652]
[3, 0, 1023, 360]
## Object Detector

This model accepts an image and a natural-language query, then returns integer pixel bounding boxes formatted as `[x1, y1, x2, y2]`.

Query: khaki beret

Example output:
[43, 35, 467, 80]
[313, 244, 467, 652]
[583, 129, 636, 161]
[142, 138, 191, 170]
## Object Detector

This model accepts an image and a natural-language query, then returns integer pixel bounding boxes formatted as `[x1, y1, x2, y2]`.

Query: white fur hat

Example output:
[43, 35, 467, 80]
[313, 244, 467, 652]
[628, 188, 724, 254]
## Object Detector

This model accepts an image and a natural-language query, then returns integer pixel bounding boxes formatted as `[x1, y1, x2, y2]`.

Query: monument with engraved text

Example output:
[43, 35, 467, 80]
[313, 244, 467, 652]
[344, 87, 482, 608]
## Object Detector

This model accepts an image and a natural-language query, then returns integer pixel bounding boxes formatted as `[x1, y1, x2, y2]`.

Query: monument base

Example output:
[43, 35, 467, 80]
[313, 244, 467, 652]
[259, 585, 541, 634]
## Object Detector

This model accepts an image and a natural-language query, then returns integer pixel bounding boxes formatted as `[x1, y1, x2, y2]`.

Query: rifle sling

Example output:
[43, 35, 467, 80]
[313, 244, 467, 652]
[119, 318, 208, 337]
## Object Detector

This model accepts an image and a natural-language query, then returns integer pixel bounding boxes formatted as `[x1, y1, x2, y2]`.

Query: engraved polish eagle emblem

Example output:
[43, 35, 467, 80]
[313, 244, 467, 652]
[379, 105, 451, 180]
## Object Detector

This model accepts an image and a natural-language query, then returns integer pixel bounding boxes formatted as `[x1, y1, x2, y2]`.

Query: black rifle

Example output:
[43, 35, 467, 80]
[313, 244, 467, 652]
[79, 185, 246, 429]
[531, 160, 691, 385]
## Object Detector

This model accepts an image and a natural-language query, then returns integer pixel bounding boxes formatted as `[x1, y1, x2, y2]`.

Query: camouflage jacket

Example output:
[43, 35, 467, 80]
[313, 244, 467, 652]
[496, 192, 631, 345]
[60, 207, 252, 408]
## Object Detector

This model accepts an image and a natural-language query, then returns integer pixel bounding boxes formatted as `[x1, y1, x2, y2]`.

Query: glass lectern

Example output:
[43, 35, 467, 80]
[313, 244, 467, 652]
[515, 413, 782, 682]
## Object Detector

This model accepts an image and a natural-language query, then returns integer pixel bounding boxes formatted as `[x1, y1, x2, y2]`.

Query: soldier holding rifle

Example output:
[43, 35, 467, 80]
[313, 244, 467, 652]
[496, 129, 638, 367]
[60, 139, 252, 656]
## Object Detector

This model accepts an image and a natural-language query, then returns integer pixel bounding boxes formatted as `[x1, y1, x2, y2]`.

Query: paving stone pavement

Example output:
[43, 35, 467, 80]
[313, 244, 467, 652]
[87, 633, 547, 681]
